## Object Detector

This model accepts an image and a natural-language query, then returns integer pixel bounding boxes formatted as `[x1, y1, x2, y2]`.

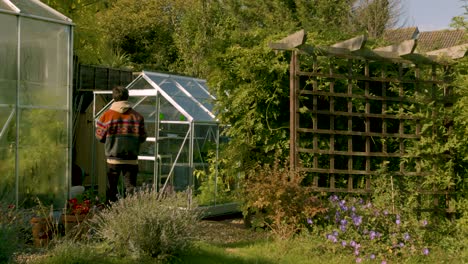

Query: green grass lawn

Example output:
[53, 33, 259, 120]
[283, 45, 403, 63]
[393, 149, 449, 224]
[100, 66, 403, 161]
[13, 218, 468, 264]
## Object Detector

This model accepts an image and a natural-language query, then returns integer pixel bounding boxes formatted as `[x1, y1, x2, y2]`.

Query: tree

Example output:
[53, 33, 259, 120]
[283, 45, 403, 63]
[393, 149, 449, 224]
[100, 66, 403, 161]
[351, 0, 404, 37]
[41, 0, 121, 66]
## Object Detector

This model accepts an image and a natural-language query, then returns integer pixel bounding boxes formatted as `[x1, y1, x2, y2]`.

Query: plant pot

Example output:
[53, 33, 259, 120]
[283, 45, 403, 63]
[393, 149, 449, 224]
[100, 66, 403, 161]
[30, 217, 51, 247]
[61, 214, 88, 235]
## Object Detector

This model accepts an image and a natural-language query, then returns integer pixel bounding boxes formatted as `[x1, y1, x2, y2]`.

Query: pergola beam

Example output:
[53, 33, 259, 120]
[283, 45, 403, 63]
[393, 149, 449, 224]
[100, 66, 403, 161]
[331, 35, 367, 51]
[374, 39, 417, 56]
[426, 44, 468, 60]
[269, 29, 306, 50]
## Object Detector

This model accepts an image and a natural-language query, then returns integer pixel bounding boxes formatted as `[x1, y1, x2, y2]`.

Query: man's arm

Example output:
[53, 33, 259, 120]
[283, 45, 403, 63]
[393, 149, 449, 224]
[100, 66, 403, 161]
[95, 115, 108, 143]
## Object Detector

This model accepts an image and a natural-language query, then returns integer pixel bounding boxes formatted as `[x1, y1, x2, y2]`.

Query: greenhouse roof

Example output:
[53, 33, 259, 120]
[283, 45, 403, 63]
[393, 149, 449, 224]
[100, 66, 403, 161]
[132, 71, 218, 123]
[0, 0, 72, 24]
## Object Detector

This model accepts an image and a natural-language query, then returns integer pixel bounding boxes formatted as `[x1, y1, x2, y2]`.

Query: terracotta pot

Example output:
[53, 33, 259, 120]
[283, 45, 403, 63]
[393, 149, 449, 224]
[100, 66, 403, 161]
[61, 214, 87, 235]
[30, 217, 51, 247]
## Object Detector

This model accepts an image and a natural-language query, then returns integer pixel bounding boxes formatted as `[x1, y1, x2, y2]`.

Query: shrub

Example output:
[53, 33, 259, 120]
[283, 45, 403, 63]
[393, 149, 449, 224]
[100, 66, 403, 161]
[90, 187, 201, 259]
[240, 158, 326, 239]
[0, 203, 28, 263]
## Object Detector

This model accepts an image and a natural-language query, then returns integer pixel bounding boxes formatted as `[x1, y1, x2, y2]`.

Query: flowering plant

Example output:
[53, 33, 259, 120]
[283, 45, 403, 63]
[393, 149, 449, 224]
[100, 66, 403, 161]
[66, 198, 92, 215]
[66, 190, 103, 215]
[308, 195, 431, 263]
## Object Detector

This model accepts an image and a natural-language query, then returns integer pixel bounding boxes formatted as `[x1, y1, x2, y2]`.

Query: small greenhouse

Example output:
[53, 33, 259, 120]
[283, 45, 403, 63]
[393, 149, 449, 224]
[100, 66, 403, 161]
[92, 71, 238, 213]
[0, 0, 73, 207]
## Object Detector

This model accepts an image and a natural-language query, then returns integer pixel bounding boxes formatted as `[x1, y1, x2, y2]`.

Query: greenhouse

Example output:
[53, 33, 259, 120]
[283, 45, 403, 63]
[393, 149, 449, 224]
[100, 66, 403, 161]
[0, 0, 73, 207]
[91, 71, 238, 214]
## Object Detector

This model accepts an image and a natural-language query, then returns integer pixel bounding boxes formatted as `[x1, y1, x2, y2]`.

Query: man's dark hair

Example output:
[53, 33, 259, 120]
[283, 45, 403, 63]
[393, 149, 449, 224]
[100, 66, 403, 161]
[112, 86, 129, 101]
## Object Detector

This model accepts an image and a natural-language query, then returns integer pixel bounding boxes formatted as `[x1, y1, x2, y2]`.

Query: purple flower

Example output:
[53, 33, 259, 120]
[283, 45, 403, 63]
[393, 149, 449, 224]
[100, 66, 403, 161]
[422, 248, 429, 255]
[396, 219, 401, 225]
[422, 219, 428, 226]
[399, 242, 405, 247]
[340, 225, 347, 232]
[369, 230, 377, 240]
[332, 231, 339, 237]
[383, 210, 388, 215]
[327, 234, 338, 243]
[370, 254, 376, 260]
[341, 240, 347, 247]
[340, 219, 348, 226]
[351, 206, 356, 212]
[350, 240, 356, 247]
[356, 257, 362, 263]
[354, 250, 360, 256]
[381, 261, 387, 264]
[330, 195, 339, 202]
[353, 215, 362, 226]
[307, 218, 313, 225]
[403, 233, 410, 241]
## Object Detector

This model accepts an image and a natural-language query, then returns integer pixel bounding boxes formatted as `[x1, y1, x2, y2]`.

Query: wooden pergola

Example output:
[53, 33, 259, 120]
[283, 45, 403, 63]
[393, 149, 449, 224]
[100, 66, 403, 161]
[270, 30, 467, 194]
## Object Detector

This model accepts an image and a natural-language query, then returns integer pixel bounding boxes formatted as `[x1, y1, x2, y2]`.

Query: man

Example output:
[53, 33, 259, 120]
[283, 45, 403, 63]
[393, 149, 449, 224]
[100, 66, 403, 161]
[96, 86, 147, 202]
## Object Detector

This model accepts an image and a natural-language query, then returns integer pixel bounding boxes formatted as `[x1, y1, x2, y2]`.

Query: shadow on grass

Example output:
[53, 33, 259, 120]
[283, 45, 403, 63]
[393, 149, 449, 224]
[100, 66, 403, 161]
[171, 243, 274, 264]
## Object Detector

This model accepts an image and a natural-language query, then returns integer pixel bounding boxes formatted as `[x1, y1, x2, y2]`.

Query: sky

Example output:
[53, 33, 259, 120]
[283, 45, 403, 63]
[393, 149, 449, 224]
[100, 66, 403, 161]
[402, 0, 467, 31]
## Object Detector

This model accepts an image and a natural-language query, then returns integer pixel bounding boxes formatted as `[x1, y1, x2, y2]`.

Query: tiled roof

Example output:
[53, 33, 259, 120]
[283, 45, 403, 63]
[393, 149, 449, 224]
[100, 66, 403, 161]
[383, 27, 419, 44]
[416, 29, 467, 52]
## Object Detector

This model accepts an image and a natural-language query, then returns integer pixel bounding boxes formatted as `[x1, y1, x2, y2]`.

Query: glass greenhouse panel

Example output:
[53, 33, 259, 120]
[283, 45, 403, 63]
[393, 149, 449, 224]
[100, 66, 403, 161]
[158, 123, 191, 191]
[170, 95, 213, 121]
[128, 95, 157, 121]
[10, 0, 69, 22]
[0, 109, 16, 202]
[130, 77, 154, 90]
[17, 108, 68, 207]
[173, 78, 214, 112]
[144, 72, 215, 122]
[0, 14, 17, 105]
[20, 18, 69, 108]
[159, 96, 189, 121]
[193, 124, 218, 164]
[138, 159, 155, 186]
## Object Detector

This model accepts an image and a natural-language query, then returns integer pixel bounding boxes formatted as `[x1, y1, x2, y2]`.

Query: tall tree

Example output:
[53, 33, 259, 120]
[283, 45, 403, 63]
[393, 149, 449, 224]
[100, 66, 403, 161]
[41, 0, 122, 65]
[351, 0, 403, 37]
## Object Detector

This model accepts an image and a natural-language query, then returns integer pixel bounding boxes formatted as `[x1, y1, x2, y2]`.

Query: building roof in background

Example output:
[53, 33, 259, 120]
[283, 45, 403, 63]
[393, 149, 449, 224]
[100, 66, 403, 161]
[416, 29, 467, 52]
[383, 27, 467, 53]
[383, 27, 419, 44]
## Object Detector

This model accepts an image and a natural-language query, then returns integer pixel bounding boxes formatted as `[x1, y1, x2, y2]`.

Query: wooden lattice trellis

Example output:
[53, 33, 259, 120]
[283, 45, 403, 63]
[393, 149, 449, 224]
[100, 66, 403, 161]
[270, 30, 467, 195]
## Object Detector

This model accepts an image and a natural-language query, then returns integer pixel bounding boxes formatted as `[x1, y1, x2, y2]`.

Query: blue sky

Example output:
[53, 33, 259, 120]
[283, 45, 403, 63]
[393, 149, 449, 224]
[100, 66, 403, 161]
[402, 0, 467, 31]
